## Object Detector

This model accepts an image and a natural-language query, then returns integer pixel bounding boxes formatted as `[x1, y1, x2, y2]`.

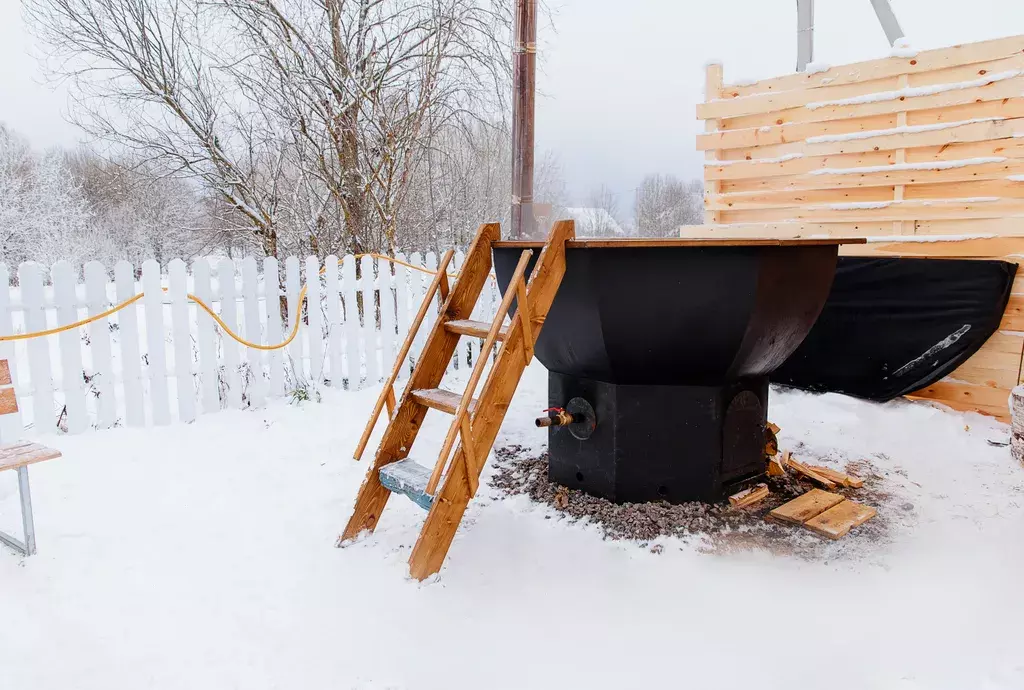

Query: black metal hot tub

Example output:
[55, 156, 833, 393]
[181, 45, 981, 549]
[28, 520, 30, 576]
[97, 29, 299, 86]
[494, 237, 855, 503]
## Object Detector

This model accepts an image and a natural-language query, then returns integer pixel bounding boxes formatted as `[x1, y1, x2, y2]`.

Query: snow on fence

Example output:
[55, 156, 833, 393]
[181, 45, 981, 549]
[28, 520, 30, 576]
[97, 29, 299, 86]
[0, 251, 499, 441]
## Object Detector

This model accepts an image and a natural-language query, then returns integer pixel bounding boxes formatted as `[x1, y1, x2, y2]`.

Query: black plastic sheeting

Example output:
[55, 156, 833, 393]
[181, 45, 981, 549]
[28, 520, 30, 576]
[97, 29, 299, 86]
[771, 257, 1018, 401]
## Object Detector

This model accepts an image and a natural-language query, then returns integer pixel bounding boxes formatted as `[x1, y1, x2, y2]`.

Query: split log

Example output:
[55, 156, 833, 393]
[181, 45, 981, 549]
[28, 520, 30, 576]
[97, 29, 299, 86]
[808, 465, 864, 489]
[787, 457, 838, 489]
[1012, 386, 1024, 467]
[729, 483, 769, 508]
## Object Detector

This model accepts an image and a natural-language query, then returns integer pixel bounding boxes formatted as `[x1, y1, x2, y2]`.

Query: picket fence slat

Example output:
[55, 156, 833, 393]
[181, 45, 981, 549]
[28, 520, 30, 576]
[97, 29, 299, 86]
[0, 251, 497, 433]
[169, 259, 197, 424]
[218, 259, 243, 409]
[20, 262, 54, 433]
[84, 261, 116, 429]
[241, 257, 266, 408]
[115, 261, 145, 427]
[324, 256, 343, 388]
[306, 257, 324, 384]
[342, 255, 360, 388]
[142, 260, 171, 426]
[394, 253, 410, 381]
[285, 257, 302, 388]
[0, 264, 24, 442]
[53, 261, 88, 434]
[264, 257, 285, 397]
[192, 259, 219, 415]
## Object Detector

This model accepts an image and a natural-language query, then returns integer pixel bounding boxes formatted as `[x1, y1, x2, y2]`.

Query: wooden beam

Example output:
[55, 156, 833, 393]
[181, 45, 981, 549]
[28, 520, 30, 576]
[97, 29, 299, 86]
[704, 63, 724, 224]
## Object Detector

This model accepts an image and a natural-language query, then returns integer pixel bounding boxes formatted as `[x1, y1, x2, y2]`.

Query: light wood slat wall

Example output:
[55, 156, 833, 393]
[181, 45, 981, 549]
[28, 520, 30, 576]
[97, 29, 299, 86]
[692, 35, 1024, 421]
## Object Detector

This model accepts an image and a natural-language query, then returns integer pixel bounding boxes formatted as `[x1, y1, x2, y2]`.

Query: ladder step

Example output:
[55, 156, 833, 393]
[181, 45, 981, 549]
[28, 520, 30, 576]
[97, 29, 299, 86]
[378, 459, 434, 511]
[444, 319, 508, 340]
[411, 388, 478, 415]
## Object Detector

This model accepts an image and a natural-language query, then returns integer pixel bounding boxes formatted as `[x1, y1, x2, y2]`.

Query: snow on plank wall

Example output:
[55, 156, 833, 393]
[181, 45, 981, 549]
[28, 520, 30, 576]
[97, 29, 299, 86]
[0, 253, 493, 435]
[691, 34, 1024, 420]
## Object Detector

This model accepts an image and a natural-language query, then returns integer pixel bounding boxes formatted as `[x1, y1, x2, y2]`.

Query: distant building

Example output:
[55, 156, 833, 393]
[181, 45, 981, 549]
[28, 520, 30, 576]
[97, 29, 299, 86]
[564, 207, 625, 238]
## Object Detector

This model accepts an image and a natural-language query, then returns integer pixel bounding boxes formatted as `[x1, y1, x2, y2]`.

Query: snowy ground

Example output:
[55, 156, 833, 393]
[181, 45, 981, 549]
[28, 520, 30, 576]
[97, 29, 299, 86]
[1, 361, 1023, 689]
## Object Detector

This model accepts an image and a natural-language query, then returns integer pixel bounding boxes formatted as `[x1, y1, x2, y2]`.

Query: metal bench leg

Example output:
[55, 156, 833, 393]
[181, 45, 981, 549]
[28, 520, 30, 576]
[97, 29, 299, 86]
[0, 466, 36, 556]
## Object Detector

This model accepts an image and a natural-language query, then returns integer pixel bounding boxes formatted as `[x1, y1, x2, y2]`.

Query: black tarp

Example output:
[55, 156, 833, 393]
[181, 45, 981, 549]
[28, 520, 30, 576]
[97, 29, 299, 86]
[771, 257, 1018, 400]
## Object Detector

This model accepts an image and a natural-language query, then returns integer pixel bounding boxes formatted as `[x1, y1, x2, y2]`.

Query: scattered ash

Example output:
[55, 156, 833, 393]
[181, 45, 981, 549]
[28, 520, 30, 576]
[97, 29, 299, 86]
[489, 445, 901, 559]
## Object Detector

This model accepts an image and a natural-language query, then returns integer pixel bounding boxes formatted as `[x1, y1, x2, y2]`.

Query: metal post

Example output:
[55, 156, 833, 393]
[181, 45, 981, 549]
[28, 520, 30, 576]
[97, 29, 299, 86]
[796, 0, 814, 72]
[869, 0, 905, 46]
[511, 0, 537, 239]
[18, 466, 36, 555]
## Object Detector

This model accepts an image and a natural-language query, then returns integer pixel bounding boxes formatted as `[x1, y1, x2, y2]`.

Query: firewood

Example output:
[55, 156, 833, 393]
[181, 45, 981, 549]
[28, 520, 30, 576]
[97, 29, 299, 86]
[808, 465, 864, 489]
[786, 457, 838, 490]
[768, 489, 845, 525]
[767, 455, 786, 477]
[729, 483, 769, 508]
[804, 500, 876, 539]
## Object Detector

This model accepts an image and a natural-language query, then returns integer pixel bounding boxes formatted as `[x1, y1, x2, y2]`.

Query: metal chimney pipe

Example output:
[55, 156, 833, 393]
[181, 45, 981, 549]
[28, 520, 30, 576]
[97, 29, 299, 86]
[796, 0, 815, 72]
[869, 0, 906, 46]
[511, 0, 538, 239]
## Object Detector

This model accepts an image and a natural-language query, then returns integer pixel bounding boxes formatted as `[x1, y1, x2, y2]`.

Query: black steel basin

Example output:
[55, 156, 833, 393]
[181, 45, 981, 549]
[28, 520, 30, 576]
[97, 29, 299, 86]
[493, 241, 840, 385]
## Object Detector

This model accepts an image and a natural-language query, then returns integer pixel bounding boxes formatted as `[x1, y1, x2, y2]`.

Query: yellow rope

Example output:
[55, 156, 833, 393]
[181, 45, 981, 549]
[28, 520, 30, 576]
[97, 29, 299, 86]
[0, 252, 466, 348]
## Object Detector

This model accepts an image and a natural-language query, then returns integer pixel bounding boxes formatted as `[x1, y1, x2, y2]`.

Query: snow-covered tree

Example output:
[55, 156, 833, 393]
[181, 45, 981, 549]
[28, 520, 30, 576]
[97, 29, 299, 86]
[635, 174, 703, 238]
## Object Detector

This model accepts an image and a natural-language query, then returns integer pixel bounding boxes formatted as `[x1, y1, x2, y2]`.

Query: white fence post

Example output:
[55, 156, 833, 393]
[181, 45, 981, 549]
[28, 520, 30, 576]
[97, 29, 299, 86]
[324, 256, 344, 387]
[115, 261, 145, 427]
[394, 253, 410, 381]
[342, 255, 361, 388]
[359, 255, 379, 384]
[84, 261, 116, 429]
[263, 257, 285, 397]
[241, 257, 266, 408]
[217, 259, 243, 409]
[192, 259, 219, 415]
[53, 261, 88, 434]
[169, 259, 197, 424]
[142, 260, 171, 426]
[19, 262, 54, 433]
[285, 257, 302, 387]
[306, 256, 324, 384]
[0, 264, 24, 442]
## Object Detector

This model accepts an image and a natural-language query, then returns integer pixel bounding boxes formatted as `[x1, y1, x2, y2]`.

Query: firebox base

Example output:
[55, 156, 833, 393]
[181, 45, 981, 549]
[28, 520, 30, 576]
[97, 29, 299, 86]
[547, 373, 769, 504]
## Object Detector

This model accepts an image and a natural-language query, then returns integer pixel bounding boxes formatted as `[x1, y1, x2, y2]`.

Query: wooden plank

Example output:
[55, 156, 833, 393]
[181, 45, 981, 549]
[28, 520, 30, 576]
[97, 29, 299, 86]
[911, 379, 1012, 411]
[445, 319, 507, 340]
[408, 220, 575, 580]
[722, 34, 1024, 98]
[0, 361, 11, 386]
[339, 224, 501, 544]
[708, 74, 1024, 127]
[718, 201, 1024, 225]
[702, 96, 1024, 153]
[411, 387, 478, 416]
[804, 500, 877, 539]
[0, 442, 61, 471]
[720, 160, 1024, 194]
[717, 118, 1024, 163]
[768, 489, 846, 525]
[729, 483, 769, 508]
[998, 294, 1024, 331]
[838, 237, 1024, 259]
[0, 388, 17, 416]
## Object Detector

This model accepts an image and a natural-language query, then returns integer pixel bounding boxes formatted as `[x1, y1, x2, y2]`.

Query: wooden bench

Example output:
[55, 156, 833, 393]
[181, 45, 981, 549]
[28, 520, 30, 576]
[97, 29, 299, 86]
[0, 360, 61, 556]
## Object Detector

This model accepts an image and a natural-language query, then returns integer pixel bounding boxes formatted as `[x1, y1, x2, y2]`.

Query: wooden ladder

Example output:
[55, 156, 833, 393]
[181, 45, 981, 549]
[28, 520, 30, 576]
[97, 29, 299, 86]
[340, 220, 574, 579]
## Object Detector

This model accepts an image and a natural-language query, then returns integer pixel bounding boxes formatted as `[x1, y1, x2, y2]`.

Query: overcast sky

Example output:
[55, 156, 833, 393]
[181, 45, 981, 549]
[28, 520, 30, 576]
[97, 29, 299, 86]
[4, 0, 1024, 207]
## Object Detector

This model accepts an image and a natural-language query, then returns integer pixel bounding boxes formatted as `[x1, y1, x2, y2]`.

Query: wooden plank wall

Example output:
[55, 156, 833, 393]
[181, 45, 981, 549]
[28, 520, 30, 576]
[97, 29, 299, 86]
[691, 34, 1024, 421]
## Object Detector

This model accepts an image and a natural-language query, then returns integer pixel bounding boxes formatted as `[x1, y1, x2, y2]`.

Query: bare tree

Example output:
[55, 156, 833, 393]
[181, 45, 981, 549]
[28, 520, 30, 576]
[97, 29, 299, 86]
[635, 174, 703, 238]
[25, 0, 514, 257]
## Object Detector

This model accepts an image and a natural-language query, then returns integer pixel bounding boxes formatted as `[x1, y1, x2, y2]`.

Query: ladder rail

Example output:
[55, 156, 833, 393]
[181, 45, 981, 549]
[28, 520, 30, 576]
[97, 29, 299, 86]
[424, 248, 534, 495]
[352, 249, 456, 461]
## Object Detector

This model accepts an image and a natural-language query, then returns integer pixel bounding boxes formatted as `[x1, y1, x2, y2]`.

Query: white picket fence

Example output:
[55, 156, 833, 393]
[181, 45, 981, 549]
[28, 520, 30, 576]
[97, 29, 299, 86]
[0, 250, 499, 441]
